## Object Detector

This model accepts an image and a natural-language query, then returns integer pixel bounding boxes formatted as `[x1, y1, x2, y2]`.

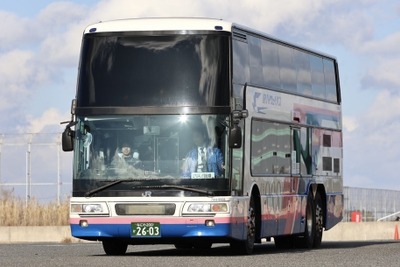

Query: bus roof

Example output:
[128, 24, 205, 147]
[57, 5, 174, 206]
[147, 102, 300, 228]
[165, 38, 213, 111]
[83, 17, 336, 60]
[84, 17, 233, 34]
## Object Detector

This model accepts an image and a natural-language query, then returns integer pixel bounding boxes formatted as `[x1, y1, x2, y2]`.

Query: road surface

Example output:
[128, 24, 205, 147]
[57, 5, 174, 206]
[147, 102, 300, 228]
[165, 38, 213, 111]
[0, 241, 398, 267]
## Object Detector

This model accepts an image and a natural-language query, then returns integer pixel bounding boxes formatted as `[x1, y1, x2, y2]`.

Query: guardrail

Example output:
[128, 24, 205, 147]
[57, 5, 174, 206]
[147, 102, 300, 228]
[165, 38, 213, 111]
[377, 211, 400, 222]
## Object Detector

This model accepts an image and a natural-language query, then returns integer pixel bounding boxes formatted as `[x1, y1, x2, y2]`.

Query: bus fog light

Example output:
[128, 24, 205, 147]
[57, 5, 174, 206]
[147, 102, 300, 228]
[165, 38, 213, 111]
[79, 220, 89, 227]
[205, 220, 215, 227]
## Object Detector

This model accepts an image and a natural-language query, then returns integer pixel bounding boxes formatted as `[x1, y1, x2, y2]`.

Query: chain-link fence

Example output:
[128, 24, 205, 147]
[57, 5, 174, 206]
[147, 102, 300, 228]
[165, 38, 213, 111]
[343, 186, 400, 222]
[0, 133, 72, 204]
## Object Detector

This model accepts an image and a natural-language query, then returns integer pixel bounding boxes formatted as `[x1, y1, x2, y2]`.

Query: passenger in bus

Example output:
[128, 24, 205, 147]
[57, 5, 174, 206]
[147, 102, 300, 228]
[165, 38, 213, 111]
[181, 126, 224, 178]
[112, 143, 142, 168]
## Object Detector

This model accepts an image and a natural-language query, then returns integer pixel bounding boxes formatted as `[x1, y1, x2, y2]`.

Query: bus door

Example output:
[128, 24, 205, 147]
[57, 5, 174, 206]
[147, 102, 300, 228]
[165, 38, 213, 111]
[291, 126, 312, 234]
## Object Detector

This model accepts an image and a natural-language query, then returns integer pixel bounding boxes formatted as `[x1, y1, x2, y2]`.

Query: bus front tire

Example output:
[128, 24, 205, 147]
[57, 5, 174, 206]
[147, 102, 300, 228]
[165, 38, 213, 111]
[102, 240, 128, 255]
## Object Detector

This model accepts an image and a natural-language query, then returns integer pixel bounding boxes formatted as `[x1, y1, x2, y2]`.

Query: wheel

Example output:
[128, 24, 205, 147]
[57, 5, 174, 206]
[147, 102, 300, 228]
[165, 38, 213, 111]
[230, 196, 256, 255]
[102, 240, 128, 255]
[299, 193, 316, 249]
[313, 191, 324, 248]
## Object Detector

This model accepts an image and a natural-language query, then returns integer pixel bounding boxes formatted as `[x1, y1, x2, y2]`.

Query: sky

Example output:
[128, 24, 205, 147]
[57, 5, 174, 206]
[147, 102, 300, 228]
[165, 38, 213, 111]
[0, 0, 400, 198]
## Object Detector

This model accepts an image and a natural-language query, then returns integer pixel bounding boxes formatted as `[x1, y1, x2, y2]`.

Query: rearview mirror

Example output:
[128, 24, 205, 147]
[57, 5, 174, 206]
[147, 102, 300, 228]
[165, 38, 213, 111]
[229, 125, 242, 148]
[62, 127, 75, 152]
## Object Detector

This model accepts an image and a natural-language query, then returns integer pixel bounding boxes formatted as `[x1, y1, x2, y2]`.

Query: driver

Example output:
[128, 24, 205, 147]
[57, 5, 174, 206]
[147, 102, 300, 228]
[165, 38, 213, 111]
[181, 126, 224, 178]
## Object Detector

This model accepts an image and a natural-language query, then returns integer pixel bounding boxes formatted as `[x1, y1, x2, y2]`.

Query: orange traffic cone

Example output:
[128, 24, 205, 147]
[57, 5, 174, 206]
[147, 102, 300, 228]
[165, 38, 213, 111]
[394, 225, 399, 241]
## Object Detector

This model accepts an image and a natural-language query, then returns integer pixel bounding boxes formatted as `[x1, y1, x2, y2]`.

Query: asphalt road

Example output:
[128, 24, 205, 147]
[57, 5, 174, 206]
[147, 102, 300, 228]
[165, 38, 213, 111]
[0, 241, 399, 267]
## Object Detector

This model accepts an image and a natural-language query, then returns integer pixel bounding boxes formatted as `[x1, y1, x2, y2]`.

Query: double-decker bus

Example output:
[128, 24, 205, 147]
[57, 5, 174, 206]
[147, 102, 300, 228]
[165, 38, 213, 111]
[62, 18, 343, 255]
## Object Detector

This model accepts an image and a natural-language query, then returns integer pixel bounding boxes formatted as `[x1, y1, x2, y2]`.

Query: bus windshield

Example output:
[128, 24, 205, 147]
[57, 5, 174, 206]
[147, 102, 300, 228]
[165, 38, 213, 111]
[77, 33, 230, 107]
[73, 114, 230, 196]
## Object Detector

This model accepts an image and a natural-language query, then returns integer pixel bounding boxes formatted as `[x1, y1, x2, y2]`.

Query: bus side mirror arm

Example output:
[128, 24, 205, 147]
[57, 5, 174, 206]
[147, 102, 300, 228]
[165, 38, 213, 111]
[229, 110, 248, 149]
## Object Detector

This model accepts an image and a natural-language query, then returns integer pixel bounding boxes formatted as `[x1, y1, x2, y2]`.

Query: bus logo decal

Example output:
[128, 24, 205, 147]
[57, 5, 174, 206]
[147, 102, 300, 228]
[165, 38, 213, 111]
[142, 191, 152, 197]
[252, 91, 282, 114]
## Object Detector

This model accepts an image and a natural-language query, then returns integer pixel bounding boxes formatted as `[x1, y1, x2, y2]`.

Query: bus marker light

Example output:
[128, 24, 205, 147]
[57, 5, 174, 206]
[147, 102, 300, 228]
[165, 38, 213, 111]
[205, 220, 215, 227]
[79, 220, 89, 227]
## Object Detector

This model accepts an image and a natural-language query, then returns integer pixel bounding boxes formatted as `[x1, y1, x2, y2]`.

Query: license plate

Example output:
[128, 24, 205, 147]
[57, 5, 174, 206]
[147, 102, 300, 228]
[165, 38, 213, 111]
[131, 222, 161, 237]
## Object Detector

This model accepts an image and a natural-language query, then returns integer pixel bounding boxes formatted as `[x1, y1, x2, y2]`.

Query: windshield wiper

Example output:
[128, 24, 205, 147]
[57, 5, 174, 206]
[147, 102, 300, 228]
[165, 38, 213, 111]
[133, 185, 214, 196]
[85, 179, 136, 197]
[85, 181, 215, 197]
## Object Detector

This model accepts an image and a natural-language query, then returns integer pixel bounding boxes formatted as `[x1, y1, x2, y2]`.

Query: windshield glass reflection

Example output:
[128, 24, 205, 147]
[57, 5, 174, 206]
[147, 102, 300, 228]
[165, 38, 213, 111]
[74, 114, 229, 181]
[77, 34, 230, 107]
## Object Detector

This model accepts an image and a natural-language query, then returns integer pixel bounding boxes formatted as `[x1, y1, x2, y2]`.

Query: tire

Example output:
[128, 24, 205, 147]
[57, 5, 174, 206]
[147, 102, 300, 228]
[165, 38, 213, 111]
[102, 240, 128, 255]
[313, 191, 324, 248]
[299, 193, 316, 249]
[230, 196, 256, 255]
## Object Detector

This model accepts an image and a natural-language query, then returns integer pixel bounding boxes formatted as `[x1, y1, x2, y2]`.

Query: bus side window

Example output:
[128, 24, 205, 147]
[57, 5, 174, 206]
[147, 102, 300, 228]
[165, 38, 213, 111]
[251, 120, 291, 176]
[292, 128, 311, 175]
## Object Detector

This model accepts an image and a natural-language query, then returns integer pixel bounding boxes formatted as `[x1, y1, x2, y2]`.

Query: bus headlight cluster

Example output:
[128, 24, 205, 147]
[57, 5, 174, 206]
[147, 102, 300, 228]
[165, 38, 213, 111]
[71, 203, 109, 215]
[83, 204, 103, 213]
[184, 203, 229, 214]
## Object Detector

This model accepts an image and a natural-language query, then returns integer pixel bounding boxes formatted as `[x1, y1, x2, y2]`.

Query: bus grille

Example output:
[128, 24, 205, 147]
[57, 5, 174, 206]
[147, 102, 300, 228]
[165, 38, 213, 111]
[115, 203, 176, 215]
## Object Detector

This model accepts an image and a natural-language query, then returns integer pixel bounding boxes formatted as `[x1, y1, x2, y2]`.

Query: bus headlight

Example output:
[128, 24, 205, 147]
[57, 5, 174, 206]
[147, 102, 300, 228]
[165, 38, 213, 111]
[83, 204, 103, 213]
[71, 202, 109, 215]
[184, 202, 229, 214]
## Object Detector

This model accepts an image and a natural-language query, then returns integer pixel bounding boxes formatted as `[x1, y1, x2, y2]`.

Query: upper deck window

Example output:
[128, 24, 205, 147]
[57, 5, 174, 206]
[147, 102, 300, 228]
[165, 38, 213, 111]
[233, 33, 340, 103]
[77, 33, 230, 107]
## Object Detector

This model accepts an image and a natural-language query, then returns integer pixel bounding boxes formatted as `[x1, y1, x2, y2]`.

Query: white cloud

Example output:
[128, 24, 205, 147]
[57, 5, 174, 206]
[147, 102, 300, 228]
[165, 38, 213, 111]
[361, 31, 400, 56]
[39, 27, 82, 66]
[362, 58, 400, 91]
[0, 2, 90, 130]
[86, 0, 328, 34]
[0, 10, 34, 50]
[343, 90, 400, 189]
[343, 116, 359, 132]
[36, 1, 89, 66]
[360, 30, 400, 90]
[0, 50, 35, 115]
[364, 90, 400, 127]
[22, 108, 68, 134]
[267, 0, 375, 49]
[36, 1, 86, 27]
